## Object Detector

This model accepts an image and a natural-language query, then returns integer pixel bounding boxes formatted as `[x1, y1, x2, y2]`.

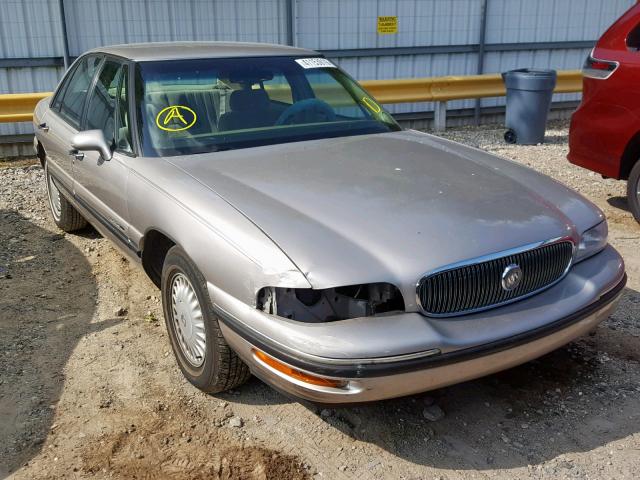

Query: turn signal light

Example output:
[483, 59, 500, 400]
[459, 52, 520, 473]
[253, 349, 346, 388]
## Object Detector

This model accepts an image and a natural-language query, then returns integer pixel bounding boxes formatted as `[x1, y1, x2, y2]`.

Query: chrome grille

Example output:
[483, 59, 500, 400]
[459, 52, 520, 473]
[417, 241, 574, 316]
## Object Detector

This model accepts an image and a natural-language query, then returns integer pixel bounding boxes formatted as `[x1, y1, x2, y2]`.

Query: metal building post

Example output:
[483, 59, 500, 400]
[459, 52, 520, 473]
[474, 0, 489, 125]
[285, 0, 295, 46]
[58, 0, 71, 70]
[434, 101, 447, 131]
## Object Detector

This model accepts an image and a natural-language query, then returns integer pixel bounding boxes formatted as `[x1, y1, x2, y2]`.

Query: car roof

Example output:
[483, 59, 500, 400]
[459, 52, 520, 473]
[89, 41, 319, 62]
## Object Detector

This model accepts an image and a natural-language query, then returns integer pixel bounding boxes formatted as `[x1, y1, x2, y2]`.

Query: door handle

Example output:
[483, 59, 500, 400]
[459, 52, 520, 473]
[38, 122, 49, 132]
[69, 149, 84, 161]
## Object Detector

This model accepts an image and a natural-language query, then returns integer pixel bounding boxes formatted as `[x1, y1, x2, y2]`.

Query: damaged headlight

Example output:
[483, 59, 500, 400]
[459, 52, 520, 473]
[257, 283, 405, 322]
[574, 220, 608, 263]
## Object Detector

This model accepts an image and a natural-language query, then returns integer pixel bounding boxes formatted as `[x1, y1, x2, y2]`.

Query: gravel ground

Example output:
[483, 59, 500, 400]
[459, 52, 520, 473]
[1, 121, 639, 479]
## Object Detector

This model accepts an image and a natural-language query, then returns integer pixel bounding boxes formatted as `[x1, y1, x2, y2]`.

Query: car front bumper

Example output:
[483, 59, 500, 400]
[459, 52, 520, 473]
[211, 245, 625, 404]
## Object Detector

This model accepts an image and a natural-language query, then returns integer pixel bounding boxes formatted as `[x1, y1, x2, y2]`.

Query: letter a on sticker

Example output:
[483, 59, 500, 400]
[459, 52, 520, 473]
[155, 105, 197, 131]
[163, 106, 188, 126]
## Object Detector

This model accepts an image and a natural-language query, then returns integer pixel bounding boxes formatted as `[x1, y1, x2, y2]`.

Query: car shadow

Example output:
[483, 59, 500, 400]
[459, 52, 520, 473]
[217, 376, 293, 406]
[0, 210, 120, 478]
[607, 195, 630, 213]
[305, 286, 640, 471]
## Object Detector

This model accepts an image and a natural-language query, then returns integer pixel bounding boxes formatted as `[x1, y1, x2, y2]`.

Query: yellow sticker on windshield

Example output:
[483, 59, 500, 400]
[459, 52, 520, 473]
[155, 105, 197, 132]
[362, 96, 381, 114]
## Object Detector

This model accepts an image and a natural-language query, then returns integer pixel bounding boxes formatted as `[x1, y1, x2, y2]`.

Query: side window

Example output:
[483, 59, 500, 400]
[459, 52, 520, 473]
[85, 60, 122, 148]
[627, 23, 640, 51]
[263, 73, 293, 105]
[115, 65, 133, 154]
[57, 56, 102, 129]
[305, 70, 364, 119]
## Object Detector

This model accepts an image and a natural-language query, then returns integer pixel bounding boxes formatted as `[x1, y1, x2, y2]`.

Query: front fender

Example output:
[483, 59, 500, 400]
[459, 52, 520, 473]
[127, 158, 310, 305]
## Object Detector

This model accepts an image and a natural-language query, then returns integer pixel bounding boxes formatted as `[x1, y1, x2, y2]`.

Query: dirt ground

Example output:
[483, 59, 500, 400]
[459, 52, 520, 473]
[1, 121, 639, 479]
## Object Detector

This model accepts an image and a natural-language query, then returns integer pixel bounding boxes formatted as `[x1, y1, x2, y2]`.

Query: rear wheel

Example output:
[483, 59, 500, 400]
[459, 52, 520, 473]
[504, 129, 517, 144]
[627, 160, 640, 224]
[44, 161, 87, 232]
[161, 246, 251, 393]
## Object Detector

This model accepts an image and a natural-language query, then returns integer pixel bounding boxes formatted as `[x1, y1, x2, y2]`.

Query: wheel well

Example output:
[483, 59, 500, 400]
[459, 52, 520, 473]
[36, 141, 46, 167]
[620, 131, 640, 180]
[141, 230, 175, 287]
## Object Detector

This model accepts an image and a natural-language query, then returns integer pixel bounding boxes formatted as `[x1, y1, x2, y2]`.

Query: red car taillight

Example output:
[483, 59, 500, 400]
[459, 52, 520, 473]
[583, 54, 619, 80]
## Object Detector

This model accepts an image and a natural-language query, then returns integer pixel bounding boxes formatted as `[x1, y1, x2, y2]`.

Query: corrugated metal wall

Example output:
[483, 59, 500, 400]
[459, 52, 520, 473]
[0, 0, 635, 156]
[0, 0, 66, 155]
[64, 0, 288, 55]
[296, 0, 633, 113]
[296, 0, 483, 49]
[485, 0, 627, 43]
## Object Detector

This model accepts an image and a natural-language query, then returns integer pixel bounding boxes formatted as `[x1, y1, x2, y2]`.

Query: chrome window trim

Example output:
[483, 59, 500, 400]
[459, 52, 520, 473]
[415, 236, 576, 318]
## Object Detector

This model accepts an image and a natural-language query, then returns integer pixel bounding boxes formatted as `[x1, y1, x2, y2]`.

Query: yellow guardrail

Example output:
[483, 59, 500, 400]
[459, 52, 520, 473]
[0, 92, 51, 123]
[0, 70, 583, 124]
[360, 69, 583, 103]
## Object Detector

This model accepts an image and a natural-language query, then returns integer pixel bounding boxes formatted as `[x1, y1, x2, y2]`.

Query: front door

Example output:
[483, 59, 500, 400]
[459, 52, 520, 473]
[73, 60, 135, 249]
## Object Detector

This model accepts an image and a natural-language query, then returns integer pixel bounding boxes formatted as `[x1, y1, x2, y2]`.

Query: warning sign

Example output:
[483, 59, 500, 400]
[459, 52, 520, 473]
[377, 16, 398, 34]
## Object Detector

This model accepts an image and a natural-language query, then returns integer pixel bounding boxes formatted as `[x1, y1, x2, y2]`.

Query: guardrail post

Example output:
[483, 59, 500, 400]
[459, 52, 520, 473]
[434, 101, 447, 131]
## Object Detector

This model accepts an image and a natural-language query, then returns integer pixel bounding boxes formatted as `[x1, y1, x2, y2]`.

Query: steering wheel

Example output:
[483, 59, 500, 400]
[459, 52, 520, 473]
[275, 98, 336, 126]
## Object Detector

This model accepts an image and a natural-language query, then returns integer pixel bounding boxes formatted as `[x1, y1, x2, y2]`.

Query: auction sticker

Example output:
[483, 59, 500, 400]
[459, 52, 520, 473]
[295, 58, 336, 69]
[155, 105, 197, 132]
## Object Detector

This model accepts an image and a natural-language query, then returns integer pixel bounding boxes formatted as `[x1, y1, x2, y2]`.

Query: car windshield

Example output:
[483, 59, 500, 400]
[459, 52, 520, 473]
[134, 56, 401, 157]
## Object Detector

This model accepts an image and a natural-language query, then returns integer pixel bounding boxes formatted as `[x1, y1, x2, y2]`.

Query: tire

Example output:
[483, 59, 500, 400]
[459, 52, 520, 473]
[44, 161, 87, 232]
[504, 129, 517, 144]
[161, 246, 251, 393]
[627, 160, 640, 224]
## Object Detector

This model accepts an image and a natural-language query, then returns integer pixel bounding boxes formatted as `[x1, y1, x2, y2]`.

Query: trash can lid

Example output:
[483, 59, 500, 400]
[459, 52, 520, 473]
[503, 68, 557, 78]
[502, 68, 557, 91]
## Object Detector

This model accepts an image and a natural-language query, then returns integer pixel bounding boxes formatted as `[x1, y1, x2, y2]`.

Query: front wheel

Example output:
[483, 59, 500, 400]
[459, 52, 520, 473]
[627, 160, 640, 224]
[161, 246, 251, 393]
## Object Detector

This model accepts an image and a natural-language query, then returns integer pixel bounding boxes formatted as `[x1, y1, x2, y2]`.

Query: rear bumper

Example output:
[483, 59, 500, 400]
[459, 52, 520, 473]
[212, 246, 625, 403]
[567, 95, 637, 179]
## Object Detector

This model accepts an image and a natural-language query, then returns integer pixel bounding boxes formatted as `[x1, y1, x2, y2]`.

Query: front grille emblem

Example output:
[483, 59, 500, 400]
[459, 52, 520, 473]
[417, 241, 573, 316]
[501, 264, 523, 291]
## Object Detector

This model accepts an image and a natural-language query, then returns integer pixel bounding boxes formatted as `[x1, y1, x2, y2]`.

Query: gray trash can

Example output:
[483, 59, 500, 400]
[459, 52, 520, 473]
[502, 69, 557, 145]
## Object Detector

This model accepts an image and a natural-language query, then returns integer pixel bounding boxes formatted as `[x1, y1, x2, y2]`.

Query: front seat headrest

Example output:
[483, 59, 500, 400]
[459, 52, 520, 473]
[229, 88, 270, 112]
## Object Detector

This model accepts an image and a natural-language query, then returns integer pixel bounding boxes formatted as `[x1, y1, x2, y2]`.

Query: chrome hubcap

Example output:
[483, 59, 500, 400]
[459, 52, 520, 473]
[47, 169, 62, 220]
[171, 273, 206, 367]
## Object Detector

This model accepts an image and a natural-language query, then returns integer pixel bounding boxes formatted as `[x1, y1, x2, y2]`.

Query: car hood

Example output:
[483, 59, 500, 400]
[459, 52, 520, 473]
[168, 130, 601, 310]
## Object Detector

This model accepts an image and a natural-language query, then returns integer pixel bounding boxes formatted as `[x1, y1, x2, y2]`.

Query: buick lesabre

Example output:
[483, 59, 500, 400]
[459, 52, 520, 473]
[33, 42, 626, 403]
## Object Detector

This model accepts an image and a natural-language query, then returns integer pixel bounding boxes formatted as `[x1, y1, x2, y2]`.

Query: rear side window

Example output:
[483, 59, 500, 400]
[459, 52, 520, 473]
[57, 56, 102, 129]
[263, 73, 293, 105]
[627, 23, 640, 51]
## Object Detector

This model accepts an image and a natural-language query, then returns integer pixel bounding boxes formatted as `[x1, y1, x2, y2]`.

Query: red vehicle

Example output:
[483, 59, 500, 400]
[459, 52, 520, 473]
[568, 2, 640, 223]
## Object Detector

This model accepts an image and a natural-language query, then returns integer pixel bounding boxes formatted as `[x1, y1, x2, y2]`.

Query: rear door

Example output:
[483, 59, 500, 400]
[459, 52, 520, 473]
[73, 58, 135, 248]
[43, 55, 103, 193]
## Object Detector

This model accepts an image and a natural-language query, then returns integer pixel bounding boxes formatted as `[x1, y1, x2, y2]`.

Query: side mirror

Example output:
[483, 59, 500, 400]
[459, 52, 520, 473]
[71, 130, 112, 161]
